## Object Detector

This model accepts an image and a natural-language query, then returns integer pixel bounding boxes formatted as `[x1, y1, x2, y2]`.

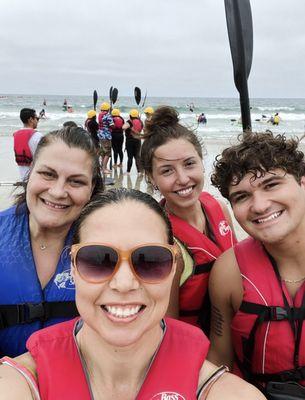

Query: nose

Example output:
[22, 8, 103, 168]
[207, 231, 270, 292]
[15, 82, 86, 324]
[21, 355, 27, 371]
[176, 167, 190, 185]
[48, 178, 68, 199]
[109, 260, 140, 292]
[250, 191, 271, 214]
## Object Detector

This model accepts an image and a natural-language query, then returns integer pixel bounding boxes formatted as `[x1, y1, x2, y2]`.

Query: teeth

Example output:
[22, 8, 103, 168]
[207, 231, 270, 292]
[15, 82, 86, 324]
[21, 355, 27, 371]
[44, 200, 68, 209]
[105, 305, 141, 318]
[256, 211, 281, 224]
[176, 187, 193, 196]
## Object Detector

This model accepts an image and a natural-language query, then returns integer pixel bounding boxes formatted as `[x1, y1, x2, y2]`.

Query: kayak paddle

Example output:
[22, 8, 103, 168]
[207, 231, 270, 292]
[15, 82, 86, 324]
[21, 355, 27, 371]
[111, 88, 118, 105]
[224, 0, 253, 131]
[93, 90, 98, 111]
[141, 90, 147, 108]
[134, 87, 141, 106]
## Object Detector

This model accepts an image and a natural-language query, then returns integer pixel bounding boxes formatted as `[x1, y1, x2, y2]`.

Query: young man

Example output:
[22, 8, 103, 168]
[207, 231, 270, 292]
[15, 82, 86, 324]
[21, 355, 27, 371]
[13, 108, 43, 180]
[208, 132, 305, 398]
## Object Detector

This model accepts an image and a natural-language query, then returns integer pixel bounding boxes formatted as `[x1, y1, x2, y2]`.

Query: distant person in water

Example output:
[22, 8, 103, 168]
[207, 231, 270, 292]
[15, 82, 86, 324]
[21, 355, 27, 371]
[62, 99, 68, 111]
[39, 109, 46, 119]
[13, 108, 43, 180]
[198, 113, 207, 125]
[273, 112, 280, 125]
[267, 113, 280, 125]
[67, 105, 74, 113]
[187, 103, 195, 112]
[43, 99, 47, 106]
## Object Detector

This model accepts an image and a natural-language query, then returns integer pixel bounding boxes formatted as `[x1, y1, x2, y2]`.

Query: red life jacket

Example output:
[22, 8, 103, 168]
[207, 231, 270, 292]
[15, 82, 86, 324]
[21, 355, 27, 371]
[131, 117, 143, 133]
[13, 128, 35, 166]
[27, 317, 209, 399]
[98, 111, 107, 130]
[232, 237, 305, 387]
[163, 192, 236, 331]
[111, 116, 124, 134]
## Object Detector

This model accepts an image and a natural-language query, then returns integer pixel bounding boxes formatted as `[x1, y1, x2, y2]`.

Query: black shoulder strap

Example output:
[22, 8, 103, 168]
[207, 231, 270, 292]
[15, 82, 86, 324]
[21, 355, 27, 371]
[0, 301, 78, 329]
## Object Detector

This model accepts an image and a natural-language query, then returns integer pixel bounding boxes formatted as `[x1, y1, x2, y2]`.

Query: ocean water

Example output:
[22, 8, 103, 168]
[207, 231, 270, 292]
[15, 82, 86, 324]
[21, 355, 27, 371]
[0, 94, 304, 140]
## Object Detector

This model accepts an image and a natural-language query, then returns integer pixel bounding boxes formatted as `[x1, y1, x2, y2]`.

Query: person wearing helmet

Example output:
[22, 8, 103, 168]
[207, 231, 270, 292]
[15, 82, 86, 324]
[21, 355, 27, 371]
[122, 109, 143, 175]
[97, 102, 114, 174]
[111, 109, 125, 167]
[144, 106, 154, 122]
[85, 110, 99, 149]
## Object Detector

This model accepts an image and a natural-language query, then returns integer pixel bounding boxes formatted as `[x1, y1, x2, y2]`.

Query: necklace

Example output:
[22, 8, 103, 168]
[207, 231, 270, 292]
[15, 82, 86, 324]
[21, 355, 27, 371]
[281, 276, 305, 284]
[39, 243, 47, 250]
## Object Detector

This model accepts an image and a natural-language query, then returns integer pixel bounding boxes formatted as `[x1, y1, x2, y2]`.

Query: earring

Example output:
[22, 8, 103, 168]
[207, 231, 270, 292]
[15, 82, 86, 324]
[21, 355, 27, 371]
[153, 184, 159, 191]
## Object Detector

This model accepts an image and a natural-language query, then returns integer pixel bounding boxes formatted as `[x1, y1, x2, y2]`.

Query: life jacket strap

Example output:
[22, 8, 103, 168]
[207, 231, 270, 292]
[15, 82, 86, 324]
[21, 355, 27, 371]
[194, 261, 214, 275]
[253, 365, 305, 383]
[0, 301, 78, 329]
[240, 301, 305, 321]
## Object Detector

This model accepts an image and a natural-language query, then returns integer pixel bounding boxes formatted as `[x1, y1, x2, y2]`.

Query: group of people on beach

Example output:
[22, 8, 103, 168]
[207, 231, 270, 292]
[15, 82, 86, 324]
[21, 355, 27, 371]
[84, 103, 154, 175]
[3, 104, 305, 399]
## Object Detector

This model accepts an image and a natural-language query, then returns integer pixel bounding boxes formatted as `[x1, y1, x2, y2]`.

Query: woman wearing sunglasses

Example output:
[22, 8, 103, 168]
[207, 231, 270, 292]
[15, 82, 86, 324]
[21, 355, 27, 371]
[0, 188, 264, 399]
[0, 126, 103, 358]
[140, 106, 236, 334]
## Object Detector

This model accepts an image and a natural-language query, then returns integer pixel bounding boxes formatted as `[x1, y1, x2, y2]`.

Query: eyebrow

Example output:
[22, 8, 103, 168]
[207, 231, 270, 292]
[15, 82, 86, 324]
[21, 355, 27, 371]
[38, 165, 89, 179]
[154, 156, 196, 164]
[229, 175, 285, 202]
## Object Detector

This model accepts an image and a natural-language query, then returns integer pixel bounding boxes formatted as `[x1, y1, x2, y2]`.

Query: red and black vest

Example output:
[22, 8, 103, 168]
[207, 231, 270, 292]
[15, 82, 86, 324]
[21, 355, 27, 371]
[27, 317, 209, 399]
[232, 237, 305, 387]
[111, 116, 124, 134]
[125, 118, 143, 139]
[13, 128, 35, 166]
[164, 192, 236, 332]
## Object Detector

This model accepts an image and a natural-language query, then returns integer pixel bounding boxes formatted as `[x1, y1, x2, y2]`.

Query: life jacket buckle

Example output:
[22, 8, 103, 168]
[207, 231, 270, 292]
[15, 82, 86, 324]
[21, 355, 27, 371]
[18, 302, 48, 324]
[28, 302, 47, 322]
[270, 306, 288, 321]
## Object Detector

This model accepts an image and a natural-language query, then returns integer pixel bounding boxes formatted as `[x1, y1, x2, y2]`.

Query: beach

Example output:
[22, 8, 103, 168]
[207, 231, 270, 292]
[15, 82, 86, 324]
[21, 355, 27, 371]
[1, 94, 305, 240]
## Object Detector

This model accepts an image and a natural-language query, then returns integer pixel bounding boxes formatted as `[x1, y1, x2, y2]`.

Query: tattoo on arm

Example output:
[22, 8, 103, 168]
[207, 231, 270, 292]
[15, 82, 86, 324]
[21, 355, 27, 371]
[211, 305, 225, 337]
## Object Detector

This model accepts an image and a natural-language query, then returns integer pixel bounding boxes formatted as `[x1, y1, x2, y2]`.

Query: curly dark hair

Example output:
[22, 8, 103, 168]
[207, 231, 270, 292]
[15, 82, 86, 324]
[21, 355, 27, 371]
[140, 106, 203, 177]
[211, 131, 305, 200]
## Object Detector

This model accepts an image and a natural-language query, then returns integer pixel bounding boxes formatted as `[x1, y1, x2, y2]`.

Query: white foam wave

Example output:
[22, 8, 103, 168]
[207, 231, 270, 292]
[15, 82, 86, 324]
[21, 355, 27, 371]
[257, 106, 295, 111]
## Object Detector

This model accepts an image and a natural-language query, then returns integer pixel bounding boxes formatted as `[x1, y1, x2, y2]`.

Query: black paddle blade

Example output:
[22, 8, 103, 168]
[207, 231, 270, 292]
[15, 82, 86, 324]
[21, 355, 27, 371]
[93, 90, 98, 111]
[109, 86, 113, 101]
[111, 88, 118, 105]
[134, 87, 141, 105]
[225, 0, 253, 131]
[225, 0, 253, 91]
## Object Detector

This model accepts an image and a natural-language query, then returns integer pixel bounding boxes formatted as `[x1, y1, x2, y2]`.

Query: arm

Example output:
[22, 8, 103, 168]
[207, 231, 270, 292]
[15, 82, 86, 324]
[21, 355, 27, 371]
[198, 360, 266, 399]
[29, 131, 43, 156]
[208, 248, 242, 369]
[122, 121, 131, 130]
[0, 353, 38, 400]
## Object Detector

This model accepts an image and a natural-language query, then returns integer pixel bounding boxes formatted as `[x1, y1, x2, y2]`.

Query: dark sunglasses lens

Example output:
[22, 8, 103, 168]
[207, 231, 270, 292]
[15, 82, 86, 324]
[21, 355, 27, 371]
[132, 246, 173, 282]
[76, 245, 118, 281]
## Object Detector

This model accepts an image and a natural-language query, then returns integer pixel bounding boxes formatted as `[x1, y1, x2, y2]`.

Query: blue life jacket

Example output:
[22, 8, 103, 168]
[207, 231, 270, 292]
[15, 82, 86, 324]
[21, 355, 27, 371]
[0, 204, 78, 357]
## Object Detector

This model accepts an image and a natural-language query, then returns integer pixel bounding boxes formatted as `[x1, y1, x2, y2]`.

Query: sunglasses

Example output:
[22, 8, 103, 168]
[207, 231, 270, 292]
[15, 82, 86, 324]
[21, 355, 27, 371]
[71, 242, 178, 284]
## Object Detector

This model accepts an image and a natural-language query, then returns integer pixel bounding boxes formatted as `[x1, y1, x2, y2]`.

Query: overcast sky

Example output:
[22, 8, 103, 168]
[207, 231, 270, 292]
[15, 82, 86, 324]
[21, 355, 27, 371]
[1, 0, 304, 98]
